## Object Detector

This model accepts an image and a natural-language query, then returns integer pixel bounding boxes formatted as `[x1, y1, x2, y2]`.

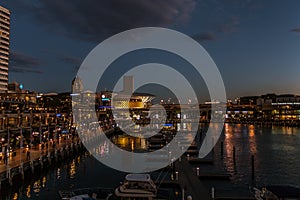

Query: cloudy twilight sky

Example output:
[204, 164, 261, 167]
[1, 0, 300, 100]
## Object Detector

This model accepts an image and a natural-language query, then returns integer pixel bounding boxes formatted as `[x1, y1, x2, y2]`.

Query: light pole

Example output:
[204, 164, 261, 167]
[6, 115, 10, 162]
[20, 126, 23, 163]
[30, 111, 33, 150]
[2, 116, 5, 130]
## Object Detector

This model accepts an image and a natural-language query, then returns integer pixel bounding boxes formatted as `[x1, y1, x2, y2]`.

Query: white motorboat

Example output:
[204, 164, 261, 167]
[115, 174, 157, 200]
[59, 188, 114, 200]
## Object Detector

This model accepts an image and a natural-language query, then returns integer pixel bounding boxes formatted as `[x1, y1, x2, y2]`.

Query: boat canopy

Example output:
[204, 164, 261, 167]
[125, 174, 151, 182]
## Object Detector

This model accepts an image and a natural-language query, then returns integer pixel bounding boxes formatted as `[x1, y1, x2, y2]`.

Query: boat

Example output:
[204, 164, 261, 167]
[253, 185, 300, 200]
[59, 174, 181, 200]
[114, 174, 157, 200]
[59, 187, 115, 200]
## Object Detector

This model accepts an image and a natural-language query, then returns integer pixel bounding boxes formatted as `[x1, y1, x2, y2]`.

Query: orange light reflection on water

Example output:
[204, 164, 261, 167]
[248, 125, 257, 155]
[223, 123, 258, 172]
[224, 123, 233, 160]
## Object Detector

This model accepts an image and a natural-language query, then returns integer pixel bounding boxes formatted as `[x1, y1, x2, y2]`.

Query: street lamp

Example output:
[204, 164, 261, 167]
[2, 116, 5, 130]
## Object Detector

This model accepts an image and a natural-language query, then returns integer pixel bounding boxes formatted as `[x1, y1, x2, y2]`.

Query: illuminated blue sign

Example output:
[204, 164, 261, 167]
[61, 130, 69, 134]
[99, 106, 113, 109]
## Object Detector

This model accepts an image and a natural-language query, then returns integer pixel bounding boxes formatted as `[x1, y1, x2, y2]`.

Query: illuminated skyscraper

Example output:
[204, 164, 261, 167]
[72, 76, 83, 93]
[0, 5, 10, 92]
[123, 76, 134, 94]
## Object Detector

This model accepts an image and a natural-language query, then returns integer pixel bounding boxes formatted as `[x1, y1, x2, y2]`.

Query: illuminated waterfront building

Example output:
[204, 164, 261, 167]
[0, 5, 10, 92]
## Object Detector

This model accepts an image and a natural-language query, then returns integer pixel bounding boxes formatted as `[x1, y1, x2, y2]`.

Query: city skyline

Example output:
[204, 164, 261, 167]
[1, 2, 300, 199]
[1, 1, 300, 100]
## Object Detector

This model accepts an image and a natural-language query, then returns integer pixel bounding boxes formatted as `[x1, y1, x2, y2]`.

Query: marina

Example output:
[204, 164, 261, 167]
[1, 123, 300, 199]
[1, 1, 300, 199]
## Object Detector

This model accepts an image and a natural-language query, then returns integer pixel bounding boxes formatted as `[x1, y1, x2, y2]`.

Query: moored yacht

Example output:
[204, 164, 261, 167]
[115, 174, 157, 200]
[59, 188, 114, 200]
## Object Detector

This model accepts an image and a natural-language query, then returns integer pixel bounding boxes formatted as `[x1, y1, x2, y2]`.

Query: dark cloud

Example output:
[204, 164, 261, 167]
[291, 28, 300, 33]
[59, 54, 82, 70]
[217, 16, 240, 34]
[7, 0, 196, 43]
[9, 51, 42, 73]
[59, 55, 82, 66]
[192, 32, 216, 42]
[197, 0, 262, 36]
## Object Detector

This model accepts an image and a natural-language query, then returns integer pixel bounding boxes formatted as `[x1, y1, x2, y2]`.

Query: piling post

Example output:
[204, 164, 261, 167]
[48, 151, 51, 164]
[199, 129, 202, 143]
[20, 163, 24, 180]
[61, 148, 64, 159]
[40, 156, 43, 168]
[251, 155, 255, 180]
[233, 146, 236, 165]
[220, 141, 224, 159]
[211, 187, 215, 200]
[175, 171, 179, 181]
[30, 160, 34, 173]
[55, 149, 58, 161]
[7, 168, 12, 186]
[173, 160, 176, 176]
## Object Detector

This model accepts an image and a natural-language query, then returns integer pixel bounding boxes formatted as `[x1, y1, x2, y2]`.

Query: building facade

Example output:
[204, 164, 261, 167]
[0, 5, 10, 92]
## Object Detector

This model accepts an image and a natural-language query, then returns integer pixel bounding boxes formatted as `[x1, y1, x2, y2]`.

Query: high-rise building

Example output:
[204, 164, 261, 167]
[123, 76, 134, 94]
[72, 76, 84, 93]
[0, 5, 10, 92]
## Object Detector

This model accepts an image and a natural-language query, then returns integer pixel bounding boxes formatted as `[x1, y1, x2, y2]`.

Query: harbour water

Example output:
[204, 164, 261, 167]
[200, 123, 300, 196]
[221, 123, 300, 187]
[1, 123, 300, 199]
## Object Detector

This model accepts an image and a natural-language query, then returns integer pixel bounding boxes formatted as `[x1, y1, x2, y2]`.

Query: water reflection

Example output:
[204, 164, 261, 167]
[220, 123, 300, 187]
[69, 160, 76, 179]
[33, 180, 41, 193]
[57, 168, 61, 180]
[26, 185, 31, 198]
[2, 123, 300, 199]
[1, 153, 88, 200]
[248, 125, 257, 155]
[42, 176, 46, 188]
[12, 193, 18, 200]
[112, 135, 148, 152]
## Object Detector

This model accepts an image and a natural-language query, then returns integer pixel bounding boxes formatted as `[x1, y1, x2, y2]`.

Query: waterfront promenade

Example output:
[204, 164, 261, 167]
[0, 139, 74, 170]
[0, 137, 82, 188]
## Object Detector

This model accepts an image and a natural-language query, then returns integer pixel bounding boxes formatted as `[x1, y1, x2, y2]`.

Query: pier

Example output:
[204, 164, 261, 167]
[0, 138, 84, 188]
[175, 157, 211, 199]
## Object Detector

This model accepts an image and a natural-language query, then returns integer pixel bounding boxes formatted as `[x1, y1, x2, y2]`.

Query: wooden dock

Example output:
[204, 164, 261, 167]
[175, 157, 211, 199]
[188, 158, 214, 165]
[198, 173, 231, 180]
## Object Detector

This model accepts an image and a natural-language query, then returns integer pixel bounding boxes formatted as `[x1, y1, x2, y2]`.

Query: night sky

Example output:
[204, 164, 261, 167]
[1, 0, 300, 100]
